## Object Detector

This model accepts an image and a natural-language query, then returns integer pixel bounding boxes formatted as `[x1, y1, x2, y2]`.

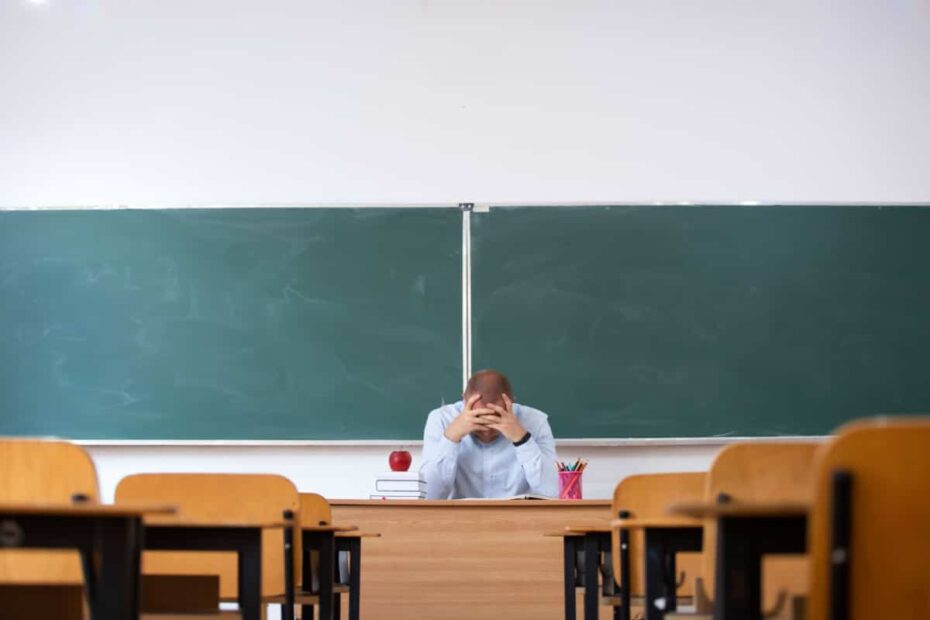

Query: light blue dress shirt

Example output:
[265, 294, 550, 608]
[420, 400, 559, 499]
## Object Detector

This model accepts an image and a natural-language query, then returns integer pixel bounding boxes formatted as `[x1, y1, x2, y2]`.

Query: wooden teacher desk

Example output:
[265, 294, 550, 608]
[331, 499, 613, 620]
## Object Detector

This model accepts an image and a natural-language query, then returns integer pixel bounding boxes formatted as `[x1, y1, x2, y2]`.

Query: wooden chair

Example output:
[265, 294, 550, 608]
[692, 442, 820, 619]
[295, 493, 377, 620]
[115, 473, 300, 619]
[808, 417, 930, 620]
[297, 494, 345, 619]
[611, 472, 706, 618]
[0, 438, 99, 619]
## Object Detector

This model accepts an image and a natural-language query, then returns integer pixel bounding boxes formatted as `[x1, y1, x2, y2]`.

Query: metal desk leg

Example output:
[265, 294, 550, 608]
[347, 537, 361, 620]
[644, 529, 666, 620]
[584, 533, 599, 620]
[597, 535, 620, 620]
[715, 517, 760, 620]
[283, 522, 295, 620]
[644, 527, 703, 620]
[619, 527, 631, 620]
[318, 533, 335, 620]
[714, 516, 806, 620]
[563, 535, 578, 620]
[94, 516, 143, 620]
[79, 543, 98, 617]
[300, 545, 315, 620]
[237, 530, 263, 620]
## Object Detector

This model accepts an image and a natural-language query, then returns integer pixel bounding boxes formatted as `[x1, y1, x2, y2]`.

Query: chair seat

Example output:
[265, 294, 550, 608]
[141, 574, 221, 614]
[0, 584, 83, 620]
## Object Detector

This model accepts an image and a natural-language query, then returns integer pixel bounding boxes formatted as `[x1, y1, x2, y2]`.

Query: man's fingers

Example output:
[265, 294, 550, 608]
[502, 393, 514, 411]
[474, 414, 501, 426]
[465, 393, 482, 410]
[469, 407, 495, 417]
[487, 404, 510, 417]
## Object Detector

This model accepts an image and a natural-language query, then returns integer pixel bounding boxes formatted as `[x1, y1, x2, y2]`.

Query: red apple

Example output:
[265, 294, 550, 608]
[389, 450, 412, 472]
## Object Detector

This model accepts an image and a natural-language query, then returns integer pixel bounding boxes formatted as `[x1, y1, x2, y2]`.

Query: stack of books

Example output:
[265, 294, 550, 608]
[370, 471, 426, 500]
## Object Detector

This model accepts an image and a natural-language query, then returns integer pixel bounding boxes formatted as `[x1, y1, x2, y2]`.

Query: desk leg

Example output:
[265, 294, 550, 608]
[563, 536, 577, 620]
[584, 534, 599, 620]
[283, 526, 295, 620]
[715, 517, 759, 620]
[238, 530, 263, 620]
[619, 528, 631, 620]
[300, 545, 315, 620]
[318, 534, 335, 620]
[644, 528, 702, 620]
[79, 543, 98, 617]
[597, 536, 620, 620]
[94, 516, 142, 620]
[644, 529, 665, 620]
[714, 516, 806, 620]
[663, 540, 678, 615]
[347, 537, 361, 620]
[130, 519, 145, 617]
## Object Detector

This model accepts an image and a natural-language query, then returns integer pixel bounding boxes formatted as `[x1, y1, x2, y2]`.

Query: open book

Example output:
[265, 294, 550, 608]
[460, 494, 555, 501]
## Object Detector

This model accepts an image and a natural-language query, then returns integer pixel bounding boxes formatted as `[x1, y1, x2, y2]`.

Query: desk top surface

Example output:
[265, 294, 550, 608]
[669, 500, 811, 518]
[543, 522, 613, 536]
[0, 502, 176, 517]
[610, 516, 704, 529]
[332, 499, 611, 508]
[301, 524, 358, 533]
[144, 516, 290, 528]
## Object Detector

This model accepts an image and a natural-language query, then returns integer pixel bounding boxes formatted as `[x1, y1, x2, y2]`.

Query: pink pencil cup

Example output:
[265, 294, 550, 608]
[558, 470, 583, 500]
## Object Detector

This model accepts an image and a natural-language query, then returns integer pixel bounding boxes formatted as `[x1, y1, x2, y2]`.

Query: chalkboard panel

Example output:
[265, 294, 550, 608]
[472, 205, 930, 438]
[0, 208, 461, 439]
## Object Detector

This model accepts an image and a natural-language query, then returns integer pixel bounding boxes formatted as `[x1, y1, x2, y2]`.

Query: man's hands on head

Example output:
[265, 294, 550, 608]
[445, 393, 528, 444]
[486, 394, 527, 443]
[443, 393, 498, 443]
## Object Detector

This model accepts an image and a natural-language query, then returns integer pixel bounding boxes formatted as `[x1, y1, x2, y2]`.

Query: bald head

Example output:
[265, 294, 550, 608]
[464, 369, 513, 404]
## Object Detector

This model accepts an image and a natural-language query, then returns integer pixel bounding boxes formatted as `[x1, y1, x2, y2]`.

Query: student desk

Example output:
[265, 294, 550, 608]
[546, 524, 616, 620]
[331, 499, 612, 619]
[142, 514, 291, 620]
[670, 501, 810, 620]
[609, 517, 703, 620]
[295, 524, 359, 620]
[0, 502, 173, 620]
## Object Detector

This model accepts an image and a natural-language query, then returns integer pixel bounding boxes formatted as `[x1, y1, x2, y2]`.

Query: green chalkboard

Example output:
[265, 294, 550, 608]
[0, 208, 461, 439]
[472, 205, 930, 438]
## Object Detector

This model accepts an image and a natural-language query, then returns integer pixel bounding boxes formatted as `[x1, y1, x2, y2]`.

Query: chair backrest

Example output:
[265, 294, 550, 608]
[701, 441, 820, 609]
[808, 418, 930, 620]
[297, 492, 336, 594]
[611, 472, 706, 596]
[0, 439, 99, 584]
[299, 493, 333, 527]
[115, 473, 300, 599]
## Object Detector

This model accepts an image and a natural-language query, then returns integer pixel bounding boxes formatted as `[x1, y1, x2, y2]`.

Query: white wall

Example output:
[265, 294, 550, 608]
[1, 0, 929, 206]
[85, 441, 722, 502]
[3, 1, 925, 494]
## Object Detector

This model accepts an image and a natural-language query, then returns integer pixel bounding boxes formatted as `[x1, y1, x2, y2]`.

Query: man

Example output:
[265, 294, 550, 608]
[420, 369, 558, 499]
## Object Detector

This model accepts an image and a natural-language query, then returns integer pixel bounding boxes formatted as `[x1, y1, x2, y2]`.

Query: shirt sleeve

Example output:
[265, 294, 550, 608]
[419, 410, 461, 499]
[513, 417, 559, 497]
